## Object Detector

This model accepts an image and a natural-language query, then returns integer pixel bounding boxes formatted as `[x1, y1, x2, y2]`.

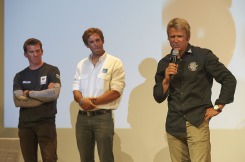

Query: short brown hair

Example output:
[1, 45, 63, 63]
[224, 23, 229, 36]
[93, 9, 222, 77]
[23, 38, 43, 53]
[82, 28, 104, 46]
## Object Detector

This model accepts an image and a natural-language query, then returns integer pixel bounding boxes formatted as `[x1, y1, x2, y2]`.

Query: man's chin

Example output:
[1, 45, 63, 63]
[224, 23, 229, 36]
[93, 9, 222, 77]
[93, 50, 104, 55]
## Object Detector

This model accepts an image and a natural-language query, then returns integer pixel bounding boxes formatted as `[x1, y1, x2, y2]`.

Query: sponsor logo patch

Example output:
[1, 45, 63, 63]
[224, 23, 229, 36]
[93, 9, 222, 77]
[40, 76, 47, 85]
[56, 74, 60, 80]
[22, 81, 31, 84]
[102, 68, 108, 73]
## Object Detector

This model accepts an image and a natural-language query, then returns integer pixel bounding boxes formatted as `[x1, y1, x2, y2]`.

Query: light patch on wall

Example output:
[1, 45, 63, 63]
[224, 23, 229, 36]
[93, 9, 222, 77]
[196, 28, 205, 39]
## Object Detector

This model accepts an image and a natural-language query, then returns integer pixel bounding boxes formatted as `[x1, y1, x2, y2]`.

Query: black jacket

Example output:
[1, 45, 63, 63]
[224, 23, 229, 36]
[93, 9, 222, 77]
[153, 44, 237, 137]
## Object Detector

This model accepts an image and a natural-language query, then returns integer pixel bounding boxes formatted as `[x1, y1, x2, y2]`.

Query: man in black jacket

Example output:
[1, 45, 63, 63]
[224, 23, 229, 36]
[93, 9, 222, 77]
[153, 18, 236, 162]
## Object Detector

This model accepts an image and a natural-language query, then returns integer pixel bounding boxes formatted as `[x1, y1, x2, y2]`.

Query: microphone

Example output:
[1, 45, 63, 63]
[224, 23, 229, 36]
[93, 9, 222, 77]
[171, 49, 179, 64]
[170, 49, 179, 79]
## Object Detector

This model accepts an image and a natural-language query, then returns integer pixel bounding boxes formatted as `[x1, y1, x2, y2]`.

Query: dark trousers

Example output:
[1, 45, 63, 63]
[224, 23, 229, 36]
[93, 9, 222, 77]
[18, 122, 57, 162]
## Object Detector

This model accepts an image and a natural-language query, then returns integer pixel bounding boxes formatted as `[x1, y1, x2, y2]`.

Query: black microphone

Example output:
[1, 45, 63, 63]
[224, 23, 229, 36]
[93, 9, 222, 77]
[170, 49, 179, 79]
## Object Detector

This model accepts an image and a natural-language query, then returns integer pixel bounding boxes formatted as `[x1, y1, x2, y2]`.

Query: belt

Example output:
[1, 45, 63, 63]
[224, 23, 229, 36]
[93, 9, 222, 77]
[79, 109, 112, 117]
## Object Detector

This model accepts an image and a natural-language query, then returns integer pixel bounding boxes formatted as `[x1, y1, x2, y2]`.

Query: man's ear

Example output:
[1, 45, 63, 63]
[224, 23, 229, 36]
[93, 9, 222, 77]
[24, 52, 27, 58]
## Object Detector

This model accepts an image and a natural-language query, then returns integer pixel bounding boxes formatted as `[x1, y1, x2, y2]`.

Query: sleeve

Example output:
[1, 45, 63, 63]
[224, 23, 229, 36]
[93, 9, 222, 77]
[153, 59, 169, 103]
[13, 74, 43, 108]
[29, 66, 61, 102]
[13, 90, 43, 107]
[49, 66, 61, 84]
[110, 59, 126, 95]
[205, 50, 237, 104]
[29, 83, 61, 102]
[72, 63, 81, 91]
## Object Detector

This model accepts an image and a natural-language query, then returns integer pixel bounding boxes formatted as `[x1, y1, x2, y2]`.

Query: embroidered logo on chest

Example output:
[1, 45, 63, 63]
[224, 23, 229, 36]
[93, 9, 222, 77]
[188, 62, 198, 71]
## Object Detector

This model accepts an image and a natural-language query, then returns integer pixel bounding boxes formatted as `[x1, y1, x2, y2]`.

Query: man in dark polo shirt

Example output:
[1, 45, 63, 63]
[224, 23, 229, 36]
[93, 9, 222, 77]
[153, 18, 236, 162]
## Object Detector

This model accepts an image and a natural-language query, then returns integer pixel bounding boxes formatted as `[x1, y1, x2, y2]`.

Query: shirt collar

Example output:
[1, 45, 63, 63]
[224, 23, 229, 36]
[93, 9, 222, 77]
[89, 52, 107, 62]
[185, 44, 192, 54]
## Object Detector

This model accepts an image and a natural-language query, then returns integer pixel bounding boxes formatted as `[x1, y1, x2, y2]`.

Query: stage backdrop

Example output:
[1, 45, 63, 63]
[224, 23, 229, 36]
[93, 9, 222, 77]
[2, 0, 245, 162]
[4, 0, 245, 129]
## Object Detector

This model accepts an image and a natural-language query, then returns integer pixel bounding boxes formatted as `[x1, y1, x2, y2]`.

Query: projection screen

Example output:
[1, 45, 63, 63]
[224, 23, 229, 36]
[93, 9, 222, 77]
[3, 0, 245, 130]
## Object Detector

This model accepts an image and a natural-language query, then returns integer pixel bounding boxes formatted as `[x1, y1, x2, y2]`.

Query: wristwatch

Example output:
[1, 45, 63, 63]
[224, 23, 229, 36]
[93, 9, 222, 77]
[214, 105, 222, 113]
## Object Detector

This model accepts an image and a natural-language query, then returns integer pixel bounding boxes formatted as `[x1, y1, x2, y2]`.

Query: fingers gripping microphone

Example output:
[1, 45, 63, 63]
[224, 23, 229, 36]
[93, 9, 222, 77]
[170, 49, 179, 79]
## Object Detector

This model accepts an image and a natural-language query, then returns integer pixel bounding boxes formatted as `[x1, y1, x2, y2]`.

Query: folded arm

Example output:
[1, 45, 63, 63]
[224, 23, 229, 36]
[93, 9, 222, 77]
[13, 90, 43, 108]
[13, 83, 61, 108]
[29, 83, 61, 102]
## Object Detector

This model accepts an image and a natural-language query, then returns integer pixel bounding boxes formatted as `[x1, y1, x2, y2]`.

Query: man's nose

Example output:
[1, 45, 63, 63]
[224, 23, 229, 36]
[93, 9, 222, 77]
[173, 37, 178, 42]
[94, 42, 98, 46]
[33, 51, 39, 56]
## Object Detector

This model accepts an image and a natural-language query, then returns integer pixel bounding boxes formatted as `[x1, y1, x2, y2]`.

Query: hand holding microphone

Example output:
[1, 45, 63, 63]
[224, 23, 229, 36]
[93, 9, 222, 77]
[169, 49, 179, 80]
